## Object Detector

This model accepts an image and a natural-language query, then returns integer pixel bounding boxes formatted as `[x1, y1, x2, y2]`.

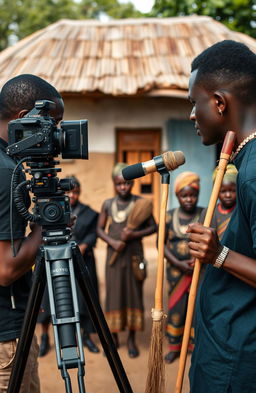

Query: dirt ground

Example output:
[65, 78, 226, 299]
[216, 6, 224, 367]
[36, 236, 191, 393]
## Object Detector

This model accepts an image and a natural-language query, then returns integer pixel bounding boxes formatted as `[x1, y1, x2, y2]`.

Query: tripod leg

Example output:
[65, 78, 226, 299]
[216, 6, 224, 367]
[7, 252, 46, 393]
[61, 362, 73, 393]
[77, 362, 86, 393]
[44, 243, 86, 393]
[73, 246, 133, 393]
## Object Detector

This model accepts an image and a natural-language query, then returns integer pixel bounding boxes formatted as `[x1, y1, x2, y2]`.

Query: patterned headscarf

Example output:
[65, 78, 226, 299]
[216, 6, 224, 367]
[174, 171, 200, 195]
[111, 162, 128, 179]
[212, 164, 238, 184]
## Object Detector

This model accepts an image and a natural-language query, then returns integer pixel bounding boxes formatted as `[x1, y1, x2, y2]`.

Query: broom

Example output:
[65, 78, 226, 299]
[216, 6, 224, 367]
[109, 198, 153, 266]
[174, 130, 236, 393]
[144, 178, 169, 393]
[144, 150, 186, 393]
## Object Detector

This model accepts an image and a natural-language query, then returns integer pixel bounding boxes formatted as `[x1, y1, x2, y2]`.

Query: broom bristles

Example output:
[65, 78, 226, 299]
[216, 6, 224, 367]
[145, 320, 166, 393]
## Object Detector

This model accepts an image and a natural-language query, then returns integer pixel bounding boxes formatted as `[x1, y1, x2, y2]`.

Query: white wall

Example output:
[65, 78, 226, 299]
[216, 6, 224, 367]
[62, 95, 191, 153]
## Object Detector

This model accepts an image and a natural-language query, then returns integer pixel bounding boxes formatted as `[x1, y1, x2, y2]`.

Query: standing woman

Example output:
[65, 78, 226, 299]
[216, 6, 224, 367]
[210, 164, 237, 241]
[97, 163, 157, 358]
[66, 176, 100, 353]
[164, 172, 203, 364]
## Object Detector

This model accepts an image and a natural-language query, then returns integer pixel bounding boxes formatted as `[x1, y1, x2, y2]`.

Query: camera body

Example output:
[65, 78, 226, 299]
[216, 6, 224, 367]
[7, 100, 88, 239]
[6, 100, 88, 159]
[33, 195, 71, 228]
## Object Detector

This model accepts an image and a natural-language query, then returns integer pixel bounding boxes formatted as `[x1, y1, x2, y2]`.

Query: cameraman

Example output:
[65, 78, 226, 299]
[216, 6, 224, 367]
[0, 74, 64, 393]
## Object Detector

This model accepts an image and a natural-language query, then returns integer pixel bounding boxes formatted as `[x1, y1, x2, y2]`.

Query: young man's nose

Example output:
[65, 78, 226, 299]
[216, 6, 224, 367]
[190, 106, 196, 121]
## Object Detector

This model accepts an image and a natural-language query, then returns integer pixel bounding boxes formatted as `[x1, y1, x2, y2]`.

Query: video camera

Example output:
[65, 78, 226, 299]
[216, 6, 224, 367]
[6, 99, 88, 159]
[6, 100, 88, 237]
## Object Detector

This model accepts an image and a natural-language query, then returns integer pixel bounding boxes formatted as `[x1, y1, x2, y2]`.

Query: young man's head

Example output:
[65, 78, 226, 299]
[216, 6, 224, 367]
[188, 40, 256, 146]
[0, 74, 64, 141]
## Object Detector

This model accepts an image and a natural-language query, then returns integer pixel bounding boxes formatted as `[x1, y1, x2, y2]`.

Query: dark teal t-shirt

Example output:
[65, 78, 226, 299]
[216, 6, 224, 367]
[189, 139, 256, 393]
[0, 137, 32, 342]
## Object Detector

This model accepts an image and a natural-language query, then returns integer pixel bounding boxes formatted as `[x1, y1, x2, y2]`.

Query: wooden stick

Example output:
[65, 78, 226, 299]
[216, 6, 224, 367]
[174, 130, 236, 393]
[155, 182, 169, 311]
[145, 180, 169, 393]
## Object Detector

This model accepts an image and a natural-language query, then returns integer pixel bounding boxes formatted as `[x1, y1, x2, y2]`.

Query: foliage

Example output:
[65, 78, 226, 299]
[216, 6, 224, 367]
[78, 0, 142, 19]
[0, 0, 255, 52]
[0, 0, 141, 51]
[149, 0, 256, 38]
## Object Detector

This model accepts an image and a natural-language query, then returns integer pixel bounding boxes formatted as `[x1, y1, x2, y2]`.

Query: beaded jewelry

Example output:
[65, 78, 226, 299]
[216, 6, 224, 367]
[231, 131, 256, 160]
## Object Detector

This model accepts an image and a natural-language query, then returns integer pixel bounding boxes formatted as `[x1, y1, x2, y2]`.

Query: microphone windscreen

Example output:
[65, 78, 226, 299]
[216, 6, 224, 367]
[122, 163, 145, 180]
[163, 150, 185, 171]
[173, 151, 186, 167]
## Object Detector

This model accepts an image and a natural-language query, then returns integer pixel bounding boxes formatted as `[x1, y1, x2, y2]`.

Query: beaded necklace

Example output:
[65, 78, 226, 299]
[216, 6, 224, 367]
[231, 131, 256, 160]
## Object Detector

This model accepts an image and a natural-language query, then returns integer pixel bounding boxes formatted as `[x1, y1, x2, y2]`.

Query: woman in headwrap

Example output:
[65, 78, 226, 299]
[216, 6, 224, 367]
[210, 164, 237, 241]
[97, 163, 156, 358]
[164, 171, 203, 364]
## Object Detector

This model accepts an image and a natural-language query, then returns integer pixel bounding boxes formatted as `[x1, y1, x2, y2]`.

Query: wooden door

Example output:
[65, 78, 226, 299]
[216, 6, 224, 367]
[116, 129, 161, 219]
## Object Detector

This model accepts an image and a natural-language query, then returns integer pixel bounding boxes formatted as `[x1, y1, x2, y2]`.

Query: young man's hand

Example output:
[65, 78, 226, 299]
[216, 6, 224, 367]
[187, 222, 220, 264]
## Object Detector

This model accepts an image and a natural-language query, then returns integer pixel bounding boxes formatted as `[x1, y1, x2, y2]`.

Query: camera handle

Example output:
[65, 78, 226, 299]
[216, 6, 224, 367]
[7, 242, 133, 393]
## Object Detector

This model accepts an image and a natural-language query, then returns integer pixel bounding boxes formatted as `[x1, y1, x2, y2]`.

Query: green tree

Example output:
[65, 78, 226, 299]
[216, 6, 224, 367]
[78, 0, 142, 19]
[0, 0, 141, 51]
[0, 0, 79, 50]
[150, 0, 256, 38]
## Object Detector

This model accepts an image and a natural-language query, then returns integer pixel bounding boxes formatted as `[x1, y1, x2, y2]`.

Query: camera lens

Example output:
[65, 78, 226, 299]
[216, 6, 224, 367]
[42, 202, 63, 222]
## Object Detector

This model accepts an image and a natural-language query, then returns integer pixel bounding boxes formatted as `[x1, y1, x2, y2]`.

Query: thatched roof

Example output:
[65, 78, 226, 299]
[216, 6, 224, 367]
[0, 16, 255, 96]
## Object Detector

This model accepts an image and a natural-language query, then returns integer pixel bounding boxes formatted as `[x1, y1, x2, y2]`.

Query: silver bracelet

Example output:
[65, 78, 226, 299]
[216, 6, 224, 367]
[213, 245, 229, 268]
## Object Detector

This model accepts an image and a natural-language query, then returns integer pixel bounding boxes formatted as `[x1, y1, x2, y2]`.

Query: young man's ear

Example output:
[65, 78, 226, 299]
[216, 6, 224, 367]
[214, 91, 227, 115]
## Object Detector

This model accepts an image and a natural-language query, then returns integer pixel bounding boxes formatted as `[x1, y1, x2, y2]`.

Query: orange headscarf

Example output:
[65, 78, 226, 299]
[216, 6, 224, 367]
[174, 171, 200, 195]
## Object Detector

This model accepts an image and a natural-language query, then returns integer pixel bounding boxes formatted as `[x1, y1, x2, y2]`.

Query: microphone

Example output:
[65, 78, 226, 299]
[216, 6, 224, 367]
[122, 151, 185, 180]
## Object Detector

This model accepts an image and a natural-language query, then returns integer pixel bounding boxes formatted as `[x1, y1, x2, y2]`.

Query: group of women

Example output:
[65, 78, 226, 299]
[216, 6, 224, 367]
[37, 162, 237, 363]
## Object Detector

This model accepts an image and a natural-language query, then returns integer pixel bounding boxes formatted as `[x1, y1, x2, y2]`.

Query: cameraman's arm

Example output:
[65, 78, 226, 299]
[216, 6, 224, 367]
[0, 224, 42, 286]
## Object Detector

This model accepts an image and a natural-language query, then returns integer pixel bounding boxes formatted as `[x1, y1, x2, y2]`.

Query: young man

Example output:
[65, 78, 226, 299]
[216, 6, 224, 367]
[187, 40, 256, 393]
[0, 74, 64, 393]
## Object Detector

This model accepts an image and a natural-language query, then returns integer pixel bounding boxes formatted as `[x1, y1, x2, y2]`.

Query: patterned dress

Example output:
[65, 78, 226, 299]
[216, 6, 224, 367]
[104, 195, 146, 332]
[165, 207, 203, 352]
[211, 203, 236, 241]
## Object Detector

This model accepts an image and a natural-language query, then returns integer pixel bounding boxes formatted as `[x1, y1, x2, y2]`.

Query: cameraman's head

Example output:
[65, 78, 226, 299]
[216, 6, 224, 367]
[0, 74, 64, 141]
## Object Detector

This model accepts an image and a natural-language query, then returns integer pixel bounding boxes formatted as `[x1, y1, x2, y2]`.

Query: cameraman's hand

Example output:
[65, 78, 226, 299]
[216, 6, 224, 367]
[29, 222, 41, 232]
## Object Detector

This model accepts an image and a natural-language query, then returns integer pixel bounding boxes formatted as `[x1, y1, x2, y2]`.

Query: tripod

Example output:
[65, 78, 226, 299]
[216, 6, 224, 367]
[7, 159, 133, 393]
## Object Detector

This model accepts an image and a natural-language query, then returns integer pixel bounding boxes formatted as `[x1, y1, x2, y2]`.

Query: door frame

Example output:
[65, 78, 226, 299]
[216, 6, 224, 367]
[116, 128, 161, 219]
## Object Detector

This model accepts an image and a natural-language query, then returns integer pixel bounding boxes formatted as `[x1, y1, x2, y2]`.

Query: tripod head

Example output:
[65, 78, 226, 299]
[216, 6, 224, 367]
[12, 156, 76, 244]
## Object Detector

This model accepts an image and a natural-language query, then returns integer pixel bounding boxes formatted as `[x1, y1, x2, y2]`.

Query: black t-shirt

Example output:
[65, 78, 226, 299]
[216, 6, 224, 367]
[0, 137, 32, 341]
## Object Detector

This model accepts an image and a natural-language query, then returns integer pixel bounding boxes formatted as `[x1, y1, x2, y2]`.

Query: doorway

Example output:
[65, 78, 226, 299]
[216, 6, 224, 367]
[116, 129, 161, 219]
